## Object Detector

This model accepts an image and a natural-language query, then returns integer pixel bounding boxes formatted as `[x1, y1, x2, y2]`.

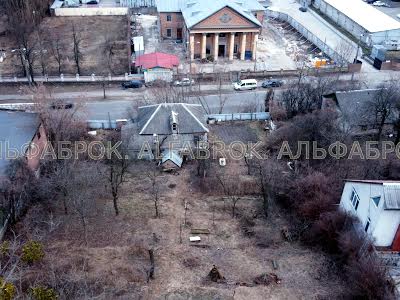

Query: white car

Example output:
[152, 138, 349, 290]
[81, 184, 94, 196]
[372, 1, 390, 7]
[173, 78, 195, 86]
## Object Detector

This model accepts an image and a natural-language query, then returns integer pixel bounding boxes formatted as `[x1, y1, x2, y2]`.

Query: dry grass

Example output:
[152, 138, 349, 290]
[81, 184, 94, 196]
[0, 16, 130, 77]
[10, 158, 347, 299]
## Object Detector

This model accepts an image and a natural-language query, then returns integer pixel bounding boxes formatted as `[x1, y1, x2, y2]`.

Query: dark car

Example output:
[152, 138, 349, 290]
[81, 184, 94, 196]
[86, 0, 98, 4]
[299, 6, 308, 12]
[122, 80, 143, 89]
[50, 101, 74, 110]
[262, 79, 284, 88]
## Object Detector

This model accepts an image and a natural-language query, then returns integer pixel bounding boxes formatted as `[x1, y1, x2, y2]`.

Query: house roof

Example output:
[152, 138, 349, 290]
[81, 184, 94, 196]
[328, 89, 396, 128]
[322, 0, 400, 33]
[162, 149, 183, 167]
[135, 52, 179, 69]
[156, 0, 263, 27]
[138, 103, 208, 135]
[181, 0, 263, 28]
[345, 179, 400, 210]
[156, 0, 185, 12]
[0, 111, 40, 177]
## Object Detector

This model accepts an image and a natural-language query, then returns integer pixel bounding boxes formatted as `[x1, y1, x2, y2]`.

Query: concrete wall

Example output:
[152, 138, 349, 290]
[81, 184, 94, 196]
[339, 182, 400, 247]
[54, 7, 129, 16]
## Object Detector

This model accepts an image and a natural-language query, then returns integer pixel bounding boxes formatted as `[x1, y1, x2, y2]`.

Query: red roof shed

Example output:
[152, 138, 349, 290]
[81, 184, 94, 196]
[134, 52, 180, 70]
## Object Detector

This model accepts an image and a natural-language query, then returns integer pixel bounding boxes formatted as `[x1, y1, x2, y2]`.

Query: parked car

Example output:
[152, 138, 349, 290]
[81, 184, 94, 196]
[262, 79, 284, 88]
[233, 79, 258, 91]
[299, 6, 308, 12]
[122, 80, 143, 89]
[173, 78, 194, 86]
[50, 101, 74, 110]
[86, 0, 98, 4]
[372, 1, 390, 6]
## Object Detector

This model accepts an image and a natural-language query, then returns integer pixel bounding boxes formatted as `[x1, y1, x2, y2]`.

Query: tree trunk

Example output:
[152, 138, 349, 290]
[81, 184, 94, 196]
[113, 195, 119, 216]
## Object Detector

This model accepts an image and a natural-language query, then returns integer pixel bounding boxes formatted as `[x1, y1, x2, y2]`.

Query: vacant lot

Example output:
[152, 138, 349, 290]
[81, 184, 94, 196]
[7, 123, 346, 299]
[0, 16, 129, 77]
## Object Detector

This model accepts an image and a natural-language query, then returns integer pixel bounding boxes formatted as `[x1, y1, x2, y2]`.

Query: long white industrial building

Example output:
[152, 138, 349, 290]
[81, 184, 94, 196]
[313, 0, 400, 46]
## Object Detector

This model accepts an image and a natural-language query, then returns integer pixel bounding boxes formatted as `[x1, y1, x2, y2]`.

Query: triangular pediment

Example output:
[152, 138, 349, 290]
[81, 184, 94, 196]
[191, 6, 260, 29]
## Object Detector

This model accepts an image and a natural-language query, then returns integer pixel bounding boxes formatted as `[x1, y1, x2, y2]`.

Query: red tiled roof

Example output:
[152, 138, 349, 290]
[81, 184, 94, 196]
[134, 52, 179, 69]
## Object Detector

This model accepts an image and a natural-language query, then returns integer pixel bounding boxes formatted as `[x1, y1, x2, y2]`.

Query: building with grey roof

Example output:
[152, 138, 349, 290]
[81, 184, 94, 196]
[122, 103, 208, 166]
[0, 111, 47, 179]
[322, 89, 397, 136]
[340, 179, 400, 250]
[156, 0, 265, 61]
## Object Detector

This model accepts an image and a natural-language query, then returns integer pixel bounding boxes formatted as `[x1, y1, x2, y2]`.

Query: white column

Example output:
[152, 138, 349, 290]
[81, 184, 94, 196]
[213, 33, 219, 61]
[201, 33, 207, 59]
[189, 34, 195, 61]
[229, 32, 235, 61]
[252, 33, 259, 61]
[240, 33, 247, 61]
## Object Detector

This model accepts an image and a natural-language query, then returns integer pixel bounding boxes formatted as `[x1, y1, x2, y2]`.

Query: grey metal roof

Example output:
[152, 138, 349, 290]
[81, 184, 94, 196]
[383, 184, 400, 210]
[334, 89, 396, 128]
[156, 0, 263, 28]
[137, 103, 208, 135]
[181, 0, 262, 28]
[0, 111, 40, 176]
[162, 149, 183, 167]
[156, 0, 185, 12]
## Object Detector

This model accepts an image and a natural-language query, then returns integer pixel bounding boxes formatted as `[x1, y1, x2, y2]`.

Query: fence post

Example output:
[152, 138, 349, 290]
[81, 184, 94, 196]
[60, 73, 64, 82]
[14, 76, 17, 82]
[108, 73, 112, 81]
[91, 73, 96, 81]
[125, 73, 128, 80]
[76, 74, 80, 81]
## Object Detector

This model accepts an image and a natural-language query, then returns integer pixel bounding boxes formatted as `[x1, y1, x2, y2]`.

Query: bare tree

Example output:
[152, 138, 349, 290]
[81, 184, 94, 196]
[104, 133, 131, 216]
[102, 33, 116, 75]
[146, 167, 161, 218]
[2, 0, 45, 83]
[366, 83, 399, 140]
[49, 33, 64, 75]
[72, 23, 83, 75]
[216, 174, 244, 218]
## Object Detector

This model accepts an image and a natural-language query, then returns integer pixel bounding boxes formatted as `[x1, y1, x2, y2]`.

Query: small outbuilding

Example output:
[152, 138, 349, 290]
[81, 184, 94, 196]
[161, 149, 183, 170]
[134, 52, 180, 82]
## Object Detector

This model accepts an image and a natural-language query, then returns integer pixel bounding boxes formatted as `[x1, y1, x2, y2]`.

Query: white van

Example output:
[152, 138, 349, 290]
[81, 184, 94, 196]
[233, 79, 258, 91]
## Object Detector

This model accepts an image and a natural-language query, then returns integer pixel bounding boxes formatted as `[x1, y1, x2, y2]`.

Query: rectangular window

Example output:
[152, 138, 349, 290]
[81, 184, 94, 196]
[365, 218, 371, 232]
[219, 33, 226, 37]
[350, 189, 360, 211]
[167, 15, 172, 21]
[372, 196, 381, 207]
[37, 131, 41, 139]
[166, 28, 172, 37]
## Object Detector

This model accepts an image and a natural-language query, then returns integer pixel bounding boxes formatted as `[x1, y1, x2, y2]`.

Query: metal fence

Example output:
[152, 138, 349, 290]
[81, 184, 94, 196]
[120, 0, 155, 7]
[207, 112, 270, 122]
[0, 73, 144, 84]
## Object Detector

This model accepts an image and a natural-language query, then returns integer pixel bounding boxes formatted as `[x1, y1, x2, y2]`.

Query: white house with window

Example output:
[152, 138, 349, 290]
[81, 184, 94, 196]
[339, 180, 400, 250]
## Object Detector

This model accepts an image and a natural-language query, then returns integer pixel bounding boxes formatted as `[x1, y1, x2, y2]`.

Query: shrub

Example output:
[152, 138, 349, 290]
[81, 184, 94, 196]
[30, 286, 58, 300]
[0, 277, 16, 300]
[0, 241, 9, 257]
[21, 241, 44, 264]
[304, 211, 353, 254]
[345, 257, 395, 300]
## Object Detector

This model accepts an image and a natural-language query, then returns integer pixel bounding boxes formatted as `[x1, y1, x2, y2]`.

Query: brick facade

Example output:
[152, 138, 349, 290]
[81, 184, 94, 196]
[159, 12, 184, 39]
